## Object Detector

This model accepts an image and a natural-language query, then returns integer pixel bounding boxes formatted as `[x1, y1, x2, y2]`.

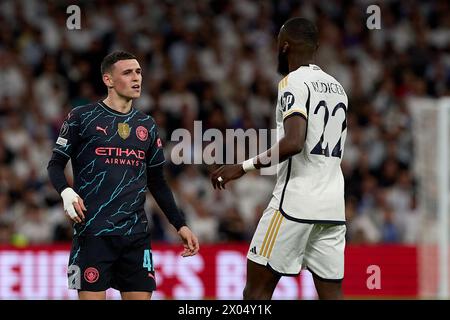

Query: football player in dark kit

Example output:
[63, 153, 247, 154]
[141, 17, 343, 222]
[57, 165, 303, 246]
[47, 51, 199, 300]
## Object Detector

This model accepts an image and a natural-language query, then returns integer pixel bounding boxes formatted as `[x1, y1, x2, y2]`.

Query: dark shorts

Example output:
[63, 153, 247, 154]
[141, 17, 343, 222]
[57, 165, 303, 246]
[67, 232, 155, 292]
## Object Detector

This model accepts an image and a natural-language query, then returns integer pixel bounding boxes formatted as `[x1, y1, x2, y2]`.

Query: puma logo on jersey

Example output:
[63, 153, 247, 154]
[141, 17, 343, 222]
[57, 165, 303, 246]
[96, 126, 108, 135]
[250, 246, 257, 254]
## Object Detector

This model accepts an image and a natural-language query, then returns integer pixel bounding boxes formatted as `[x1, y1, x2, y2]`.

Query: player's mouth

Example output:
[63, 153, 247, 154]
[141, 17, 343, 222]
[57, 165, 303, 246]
[132, 84, 141, 91]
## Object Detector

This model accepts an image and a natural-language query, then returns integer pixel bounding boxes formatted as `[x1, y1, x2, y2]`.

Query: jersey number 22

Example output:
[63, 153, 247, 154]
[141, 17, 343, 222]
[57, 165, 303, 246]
[310, 100, 347, 158]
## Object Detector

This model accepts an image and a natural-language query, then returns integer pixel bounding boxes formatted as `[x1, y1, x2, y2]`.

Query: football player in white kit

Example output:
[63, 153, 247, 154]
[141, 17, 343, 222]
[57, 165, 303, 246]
[211, 17, 348, 300]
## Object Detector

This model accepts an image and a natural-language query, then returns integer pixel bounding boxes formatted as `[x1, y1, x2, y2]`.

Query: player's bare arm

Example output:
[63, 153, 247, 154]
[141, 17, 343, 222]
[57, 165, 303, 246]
[211, 114, 307, 189]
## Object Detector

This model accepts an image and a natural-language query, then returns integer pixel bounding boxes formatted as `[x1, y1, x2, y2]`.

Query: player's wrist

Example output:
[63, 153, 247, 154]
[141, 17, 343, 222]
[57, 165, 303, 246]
[61, 187, 79, 207]
[242, 158, 256, 173]
[60, 187, 80, 219]
[61, 187, 76, 197]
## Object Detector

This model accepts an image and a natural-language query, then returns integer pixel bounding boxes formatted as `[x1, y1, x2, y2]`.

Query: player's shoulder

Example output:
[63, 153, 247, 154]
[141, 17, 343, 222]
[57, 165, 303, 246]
[280, 64, 319, 90]
[67, 103, 97, 120]
[278, 71, 305, 92]
[320, 70, 348, 99]
[134, 108, 156, 124]
[319, 69, 344, 87]
[132, 109, 160, 133]
[305, 65, 348, 98]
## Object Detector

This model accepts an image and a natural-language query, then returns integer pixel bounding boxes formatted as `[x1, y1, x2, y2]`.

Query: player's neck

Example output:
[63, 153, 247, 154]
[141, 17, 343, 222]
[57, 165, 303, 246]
[103, 95, 133, 114]
[289, 55, 314, 72]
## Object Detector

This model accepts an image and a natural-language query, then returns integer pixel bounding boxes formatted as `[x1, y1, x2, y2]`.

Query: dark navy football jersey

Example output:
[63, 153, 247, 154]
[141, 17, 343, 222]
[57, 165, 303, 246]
[53, 101, 165, 236]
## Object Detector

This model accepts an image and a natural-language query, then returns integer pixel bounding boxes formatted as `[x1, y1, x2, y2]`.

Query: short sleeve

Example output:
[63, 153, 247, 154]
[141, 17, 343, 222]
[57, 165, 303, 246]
[279, 76, 309, 121]
[52, 110, 80, 158]
[147, 125, 165, 167]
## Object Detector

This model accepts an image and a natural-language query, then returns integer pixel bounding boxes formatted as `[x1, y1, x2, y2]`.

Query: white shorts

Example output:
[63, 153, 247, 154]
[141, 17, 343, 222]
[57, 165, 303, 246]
[247, 206, 346, 281]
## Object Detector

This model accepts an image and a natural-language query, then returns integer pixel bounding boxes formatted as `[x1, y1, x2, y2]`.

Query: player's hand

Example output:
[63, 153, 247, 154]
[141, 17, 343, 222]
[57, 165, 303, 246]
[61, 187, 87, 223]
[177, 226, 199, 257]
[210, 164, 246, 190]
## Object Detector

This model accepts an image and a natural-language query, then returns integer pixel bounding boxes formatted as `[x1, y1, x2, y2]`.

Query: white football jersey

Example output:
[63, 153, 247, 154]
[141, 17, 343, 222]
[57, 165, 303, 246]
[268, 64, 348, 223]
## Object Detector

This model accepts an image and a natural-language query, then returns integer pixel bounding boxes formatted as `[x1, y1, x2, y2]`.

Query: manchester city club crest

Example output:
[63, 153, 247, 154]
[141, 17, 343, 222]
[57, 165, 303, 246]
[118, 123, 130, 139]
[136, 126, 148, 141]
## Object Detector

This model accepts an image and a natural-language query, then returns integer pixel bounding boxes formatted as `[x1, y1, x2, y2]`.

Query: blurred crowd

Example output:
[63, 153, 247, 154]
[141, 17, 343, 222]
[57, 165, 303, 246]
[0, 0, 449, 246]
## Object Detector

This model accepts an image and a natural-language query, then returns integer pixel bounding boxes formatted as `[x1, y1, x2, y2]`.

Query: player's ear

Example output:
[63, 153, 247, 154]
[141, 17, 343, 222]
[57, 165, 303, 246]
[102, 72, 114, 88]
[282, 41, 289, 53]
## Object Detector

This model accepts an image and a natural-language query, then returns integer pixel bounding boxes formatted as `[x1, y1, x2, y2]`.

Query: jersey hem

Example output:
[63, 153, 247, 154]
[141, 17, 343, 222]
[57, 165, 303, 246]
[278, 208, 346, 225]
[73, 230, 150, 237]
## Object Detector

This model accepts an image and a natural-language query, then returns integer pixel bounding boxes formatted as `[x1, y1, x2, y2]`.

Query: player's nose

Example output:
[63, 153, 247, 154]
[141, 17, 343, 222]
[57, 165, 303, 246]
[131, 72, 141, 82]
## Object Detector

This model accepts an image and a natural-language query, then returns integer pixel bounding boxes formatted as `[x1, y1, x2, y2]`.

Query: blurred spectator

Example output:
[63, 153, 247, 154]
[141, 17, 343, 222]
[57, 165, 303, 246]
[346, 196, 381, 244]
[218, 207, 246, 241]
[15, 202, 53, 244]
[233, 171, 273, 235]
[0, 221, 14, 244]
[380, 206, 401, 243]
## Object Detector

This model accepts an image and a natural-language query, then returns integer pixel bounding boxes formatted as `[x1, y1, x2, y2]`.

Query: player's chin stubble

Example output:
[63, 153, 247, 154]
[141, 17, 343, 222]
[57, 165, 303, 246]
[277, 50, 289, 76]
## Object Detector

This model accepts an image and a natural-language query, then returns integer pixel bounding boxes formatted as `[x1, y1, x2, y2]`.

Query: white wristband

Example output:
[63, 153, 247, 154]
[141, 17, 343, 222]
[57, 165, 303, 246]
[242, 158, 256, 172]
[61, 187, 80, 219]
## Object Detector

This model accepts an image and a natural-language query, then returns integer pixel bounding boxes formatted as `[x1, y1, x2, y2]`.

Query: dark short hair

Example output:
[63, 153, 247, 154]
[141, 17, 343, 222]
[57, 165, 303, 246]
[101, 51, 137, 74]
[282, 17, 318, 48]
